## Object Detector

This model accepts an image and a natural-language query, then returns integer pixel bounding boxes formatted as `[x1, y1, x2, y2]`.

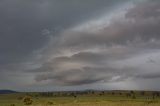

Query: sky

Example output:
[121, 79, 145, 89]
[1, 0, 160, 91]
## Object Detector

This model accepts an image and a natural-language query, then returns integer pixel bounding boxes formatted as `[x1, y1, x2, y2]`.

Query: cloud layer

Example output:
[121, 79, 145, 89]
[30, 0, 160, 88]
[1, 0, 160, 91]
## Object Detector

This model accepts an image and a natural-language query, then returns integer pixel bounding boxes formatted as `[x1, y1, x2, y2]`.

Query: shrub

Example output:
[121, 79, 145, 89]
[126, 93, 131, 97]
[10, 104, 15, 106]
[111, 92, 115, 95]
[23, 97, 33, 105]
[132, 95, 136, 99]
[17, 97, 23, 100]
[47, 101, 53, 105]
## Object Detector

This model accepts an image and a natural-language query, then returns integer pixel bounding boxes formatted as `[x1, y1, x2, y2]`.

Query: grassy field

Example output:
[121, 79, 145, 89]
[1, 90, 160, 106]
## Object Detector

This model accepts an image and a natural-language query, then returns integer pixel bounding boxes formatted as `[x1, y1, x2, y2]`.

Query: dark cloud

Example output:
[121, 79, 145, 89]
[135, 72, 160, 79]
[35, 68, 107, 85]
[31, 0, 160, 88]
[58, 1, 160, 49]
[126, 0, 160, 19]
[1, 0, 160, 91]
[0, 0, 123, 64]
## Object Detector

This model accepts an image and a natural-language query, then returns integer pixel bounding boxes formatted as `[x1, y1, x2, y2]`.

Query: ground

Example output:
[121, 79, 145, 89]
[0, 90, 160, 106]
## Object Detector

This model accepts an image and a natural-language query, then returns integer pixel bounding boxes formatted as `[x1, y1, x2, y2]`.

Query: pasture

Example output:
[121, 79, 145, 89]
[1, 90, 160, 106]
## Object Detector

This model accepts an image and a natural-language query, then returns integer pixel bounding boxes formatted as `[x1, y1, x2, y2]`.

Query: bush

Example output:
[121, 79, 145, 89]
[10, 104, 15, 106]
[23, 97, 33, 105]
[132, 95, 136, 99]
[17, 97, 23, 100]
[47, 101, 53, 105]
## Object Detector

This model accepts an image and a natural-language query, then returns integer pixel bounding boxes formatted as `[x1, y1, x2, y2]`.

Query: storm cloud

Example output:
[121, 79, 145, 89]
[1, 0, 160, 91]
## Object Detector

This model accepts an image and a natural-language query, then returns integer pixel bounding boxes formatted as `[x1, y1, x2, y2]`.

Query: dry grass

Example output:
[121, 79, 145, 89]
[29, 101, 160, 106]
[1, 91, 160, 106]
[30, 103, 160, 106]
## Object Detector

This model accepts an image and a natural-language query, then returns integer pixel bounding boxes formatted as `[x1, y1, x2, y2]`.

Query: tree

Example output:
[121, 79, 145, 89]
[141, 91, 145, 96]
[130, 91, 134, 94]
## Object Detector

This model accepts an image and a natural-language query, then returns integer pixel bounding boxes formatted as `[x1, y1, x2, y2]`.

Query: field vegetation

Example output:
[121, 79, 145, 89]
[1, 90, 160, 106]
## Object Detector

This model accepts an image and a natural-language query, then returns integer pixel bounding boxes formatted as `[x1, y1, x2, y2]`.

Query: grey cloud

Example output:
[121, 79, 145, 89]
[0, 0, 128, 90]
[135, 73, 160, 79]
[34, 66, 114, 85]
[126, 0, 160, 19]
[31, 0, 160, 87]
[2, 0, 160, 90]
[58, 0, 160, 50]
[33, 63, 142, 85]
[32, 50, 141, 85]
[55, 52, 106, 64]
[29, 48, 136, 73]
[0, 0, 123, 64]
